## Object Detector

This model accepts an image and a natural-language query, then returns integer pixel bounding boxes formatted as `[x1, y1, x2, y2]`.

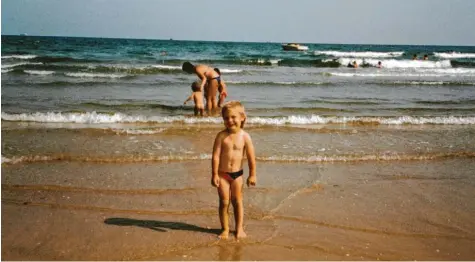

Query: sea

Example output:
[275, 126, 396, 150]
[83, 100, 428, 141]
[2, 35, 475, 163]
[2, 35, 475, 259]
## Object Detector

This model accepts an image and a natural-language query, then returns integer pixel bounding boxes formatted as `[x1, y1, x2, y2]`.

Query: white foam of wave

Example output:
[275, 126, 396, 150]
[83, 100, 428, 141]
[434, 52, 475, 59]
[219, 68, 243, 73]
[1, 154, 213, 165]
[1, 69, 13, 73]
[416, 68, 475, 75]
[0, 112, 221, 124]
[3, 112, 474, 125]
[339, 58, 452, 68]
[2, 55, 37, 59]
[255, 58, 280, 65]
[1, 156, 12, 164]
[226, 80, 327, 85]
[113, 128, 166, 135]
[64, 72, 128, 78]
[393, 81, 445, 85]
[1, 62, 43, 69]
[151, 65, 182, 70]
[315, 51, 404, 58]
[331, 72, 446, 77]
[24, 70, 55, 75]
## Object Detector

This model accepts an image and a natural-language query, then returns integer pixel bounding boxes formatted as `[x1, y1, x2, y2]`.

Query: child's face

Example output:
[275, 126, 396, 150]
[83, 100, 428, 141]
[222, 108, 244, 132]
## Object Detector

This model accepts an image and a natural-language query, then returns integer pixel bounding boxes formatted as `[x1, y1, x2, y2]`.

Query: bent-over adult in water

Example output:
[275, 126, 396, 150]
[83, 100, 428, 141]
[182, 62, 223, 113]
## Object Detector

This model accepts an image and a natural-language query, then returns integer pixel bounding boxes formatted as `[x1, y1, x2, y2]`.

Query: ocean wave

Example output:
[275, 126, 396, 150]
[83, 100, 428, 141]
[2, 112, 475, 125]
[1, 62, 43, 69]
[3, 151, 474, 165]
[31, 55, 102, 63]
[451, 60, 475, 68]
[414, 99, 475, 105]
[2, 54, 38, 60]
[434, 52, 475, 59]
[226, 80, 333, 86]
[24, 70, 55, 75]
[331, 72, 443, 78]
[1, 154, 212, 164]
[338, 58, 452, 68]
[417, 68, 475, 75]
[80, 102, 185, 111]
[111, 128, 167, 135]
[377, 80, 475, 86]
[64, 72, 129, 78]
[278, 59, 340, 67]
[331, 70, 475, 78]
[314, 51, 404, 58]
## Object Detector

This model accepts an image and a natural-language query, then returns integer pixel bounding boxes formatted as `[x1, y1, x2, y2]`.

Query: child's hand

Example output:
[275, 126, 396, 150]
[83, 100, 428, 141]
[247, 175, 256, 187]
[183, 102, 187, 105]
[211, 174, 220, 187]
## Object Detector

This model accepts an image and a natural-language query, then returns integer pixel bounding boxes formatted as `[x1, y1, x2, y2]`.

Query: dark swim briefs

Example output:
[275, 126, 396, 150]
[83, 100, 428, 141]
[220, 169, 244, 182]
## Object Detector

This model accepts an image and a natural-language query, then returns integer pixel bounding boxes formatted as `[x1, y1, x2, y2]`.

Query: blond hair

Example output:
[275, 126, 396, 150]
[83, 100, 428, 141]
[221, 100, 246, 128]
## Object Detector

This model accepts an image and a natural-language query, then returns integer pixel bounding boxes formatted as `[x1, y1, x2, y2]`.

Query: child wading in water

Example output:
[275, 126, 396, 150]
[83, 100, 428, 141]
[212, 101, 256, 239]
[183, 81, 205, 116]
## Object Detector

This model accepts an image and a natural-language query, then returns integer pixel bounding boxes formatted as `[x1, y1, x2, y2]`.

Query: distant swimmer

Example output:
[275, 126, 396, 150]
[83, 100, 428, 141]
[377, 61, 383, 68]
[412, 54, 418, 60]
[423, 54, 429, 60]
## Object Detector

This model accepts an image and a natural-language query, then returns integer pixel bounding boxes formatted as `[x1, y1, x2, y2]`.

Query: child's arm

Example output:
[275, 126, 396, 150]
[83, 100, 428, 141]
[211, 132, 222, 187]
[244, 133, 257, 187]
[183, 94, 193, 105]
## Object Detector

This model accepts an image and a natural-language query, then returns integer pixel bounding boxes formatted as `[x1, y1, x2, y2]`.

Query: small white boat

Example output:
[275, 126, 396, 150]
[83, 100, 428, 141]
[282, 43, 309, 51]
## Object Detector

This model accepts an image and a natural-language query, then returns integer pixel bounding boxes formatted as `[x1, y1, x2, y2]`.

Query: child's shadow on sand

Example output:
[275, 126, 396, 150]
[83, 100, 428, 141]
[104, 217, 220, 235]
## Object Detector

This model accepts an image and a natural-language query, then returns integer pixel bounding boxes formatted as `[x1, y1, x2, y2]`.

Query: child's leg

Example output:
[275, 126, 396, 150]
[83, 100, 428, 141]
[199, 108, 204, 117]
[230, 176, 246, 238]
[217, 176, 231, 239]
[194, 106, 199, 116]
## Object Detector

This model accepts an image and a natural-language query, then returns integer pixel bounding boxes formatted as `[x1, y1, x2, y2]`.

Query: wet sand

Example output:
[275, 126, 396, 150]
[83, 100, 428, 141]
[2, 159, 475, 260]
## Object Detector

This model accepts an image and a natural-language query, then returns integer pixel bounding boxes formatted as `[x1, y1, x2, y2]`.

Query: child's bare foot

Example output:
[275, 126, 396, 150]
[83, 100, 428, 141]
[218, 230, 229, 239]
[235, 230, 247, 239]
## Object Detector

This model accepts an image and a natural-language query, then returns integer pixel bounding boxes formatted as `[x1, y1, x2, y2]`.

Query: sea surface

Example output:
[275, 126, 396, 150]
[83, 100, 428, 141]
[2, 36, 475, 259]
[2, 35, 475, 163]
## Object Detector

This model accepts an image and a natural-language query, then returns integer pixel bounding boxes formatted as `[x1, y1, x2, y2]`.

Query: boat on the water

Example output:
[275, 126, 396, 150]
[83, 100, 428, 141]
[282, 43, 309, 51]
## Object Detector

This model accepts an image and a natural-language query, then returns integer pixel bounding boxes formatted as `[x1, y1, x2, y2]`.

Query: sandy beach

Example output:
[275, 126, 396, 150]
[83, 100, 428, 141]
[3, 156, 475, 260]
[2, 35, 475, 261]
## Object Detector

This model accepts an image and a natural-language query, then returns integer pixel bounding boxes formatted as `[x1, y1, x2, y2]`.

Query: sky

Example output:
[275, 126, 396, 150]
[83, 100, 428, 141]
[1, 0, 475, 46]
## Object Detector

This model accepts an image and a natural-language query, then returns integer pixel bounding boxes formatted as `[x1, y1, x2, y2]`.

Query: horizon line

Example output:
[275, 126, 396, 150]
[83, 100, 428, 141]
[2, 34, 474, 47]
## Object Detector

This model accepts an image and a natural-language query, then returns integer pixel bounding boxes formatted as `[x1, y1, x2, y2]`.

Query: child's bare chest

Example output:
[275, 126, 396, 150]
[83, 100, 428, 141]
[223, 134, 245, 152]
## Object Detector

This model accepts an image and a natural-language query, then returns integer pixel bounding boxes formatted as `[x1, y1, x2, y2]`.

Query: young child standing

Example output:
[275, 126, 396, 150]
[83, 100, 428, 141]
[183, 81, 205, 116]
[211, 101, 256, 239]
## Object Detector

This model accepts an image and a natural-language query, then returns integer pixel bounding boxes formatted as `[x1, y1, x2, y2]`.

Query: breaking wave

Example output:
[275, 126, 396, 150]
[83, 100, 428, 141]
[3, 151, 474, 165]
[2, 112, 475, 125]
